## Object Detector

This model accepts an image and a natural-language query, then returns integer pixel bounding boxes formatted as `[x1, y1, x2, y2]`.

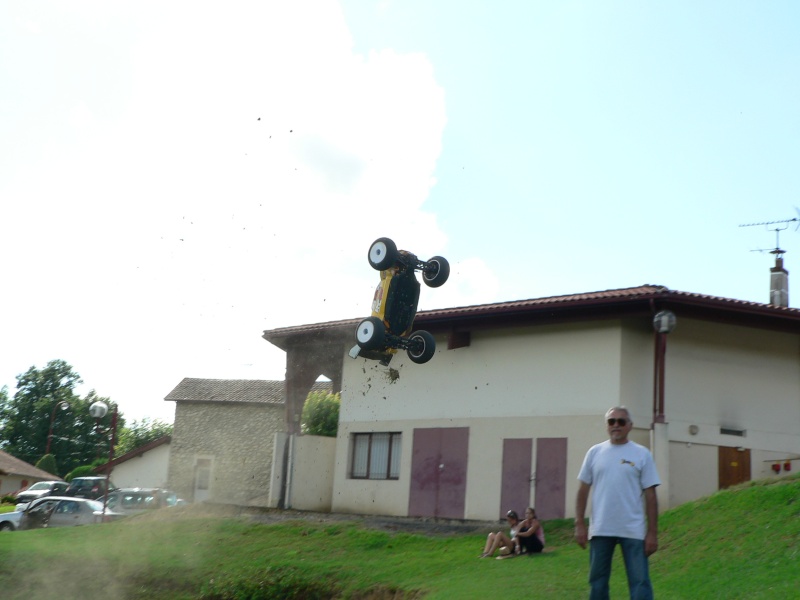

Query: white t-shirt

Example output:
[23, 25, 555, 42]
[577, 440, 661, 540]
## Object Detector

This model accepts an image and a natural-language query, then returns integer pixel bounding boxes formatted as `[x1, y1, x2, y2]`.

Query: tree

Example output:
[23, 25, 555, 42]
[301, 391, 340, 437]
[35, 454, 59, 477]
[0, 360, 125, 477]
[116, 418, 174, 455]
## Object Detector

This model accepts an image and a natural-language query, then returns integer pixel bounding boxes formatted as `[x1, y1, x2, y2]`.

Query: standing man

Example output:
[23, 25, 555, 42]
[575, 407, 661, 599]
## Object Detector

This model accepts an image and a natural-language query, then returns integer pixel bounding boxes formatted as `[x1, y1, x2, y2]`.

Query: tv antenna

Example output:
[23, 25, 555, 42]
[739, 210, 800, 257]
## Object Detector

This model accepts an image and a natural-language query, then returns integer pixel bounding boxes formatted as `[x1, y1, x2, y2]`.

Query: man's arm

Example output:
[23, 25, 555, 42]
[643, 485, 658, 557]
[574, 481, 591, 549]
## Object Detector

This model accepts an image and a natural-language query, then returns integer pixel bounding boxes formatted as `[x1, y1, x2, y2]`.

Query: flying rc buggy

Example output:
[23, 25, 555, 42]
[350, 237, 450, 365]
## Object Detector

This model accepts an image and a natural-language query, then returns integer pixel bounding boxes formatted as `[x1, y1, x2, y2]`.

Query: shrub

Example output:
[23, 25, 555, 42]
[301, 392, 340, 437]
[64, 465, 96, 482]
[35, 453, 59, 477]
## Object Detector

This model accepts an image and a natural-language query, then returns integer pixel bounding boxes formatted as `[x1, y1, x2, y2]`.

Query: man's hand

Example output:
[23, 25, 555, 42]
[644, 531, 658, 557]
[574, 521, 588, 549]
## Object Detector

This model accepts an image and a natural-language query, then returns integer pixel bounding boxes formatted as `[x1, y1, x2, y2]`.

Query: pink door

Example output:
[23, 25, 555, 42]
[534, 437, 567, 520]
[499, 438, 533, 519]
[408, 427, 469, 519]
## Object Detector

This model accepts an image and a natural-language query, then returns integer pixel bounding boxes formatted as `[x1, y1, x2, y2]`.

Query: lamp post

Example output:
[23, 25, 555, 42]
[45, 401, 70, 456]
[89, 401, 118, 520]
[652, 310, 677, 424]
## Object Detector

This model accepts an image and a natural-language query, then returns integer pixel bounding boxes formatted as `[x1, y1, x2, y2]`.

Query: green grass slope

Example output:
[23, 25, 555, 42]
[0, 474, 797, 599]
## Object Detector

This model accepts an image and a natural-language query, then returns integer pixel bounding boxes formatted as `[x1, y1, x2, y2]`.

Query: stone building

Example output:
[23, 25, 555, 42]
[165, 378, 330, 505]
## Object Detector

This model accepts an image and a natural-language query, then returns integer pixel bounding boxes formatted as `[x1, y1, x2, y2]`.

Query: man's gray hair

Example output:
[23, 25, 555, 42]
[605, 406, 633, 423]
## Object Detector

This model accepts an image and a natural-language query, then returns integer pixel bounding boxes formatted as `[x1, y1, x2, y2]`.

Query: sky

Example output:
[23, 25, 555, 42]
[2, 1, 799, 424]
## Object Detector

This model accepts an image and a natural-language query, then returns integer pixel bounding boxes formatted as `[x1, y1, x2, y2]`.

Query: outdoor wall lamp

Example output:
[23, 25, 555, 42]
[653, 310, 677, 334]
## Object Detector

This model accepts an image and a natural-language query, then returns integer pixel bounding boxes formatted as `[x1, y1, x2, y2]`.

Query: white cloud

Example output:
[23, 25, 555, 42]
[0, 1, 491, 423]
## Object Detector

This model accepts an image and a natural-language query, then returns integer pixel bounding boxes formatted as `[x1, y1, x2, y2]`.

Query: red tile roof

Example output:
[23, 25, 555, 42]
[263, 284, 800, 348]
[164, 378, 332, 405]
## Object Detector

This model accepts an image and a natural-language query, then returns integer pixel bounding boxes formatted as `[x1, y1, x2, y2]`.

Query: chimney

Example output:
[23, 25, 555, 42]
[770, 253, 789, 307]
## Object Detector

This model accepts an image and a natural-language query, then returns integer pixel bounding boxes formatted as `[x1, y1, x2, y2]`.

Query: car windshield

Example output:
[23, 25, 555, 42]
[27, 482, 51, 490]
[71, 479, 97, 489]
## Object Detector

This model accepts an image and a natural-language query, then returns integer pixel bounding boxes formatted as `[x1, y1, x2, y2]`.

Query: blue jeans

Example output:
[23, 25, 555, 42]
[589, 536, 653, 600]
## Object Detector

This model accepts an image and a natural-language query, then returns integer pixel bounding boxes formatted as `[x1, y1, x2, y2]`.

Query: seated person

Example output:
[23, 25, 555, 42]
[514, 507, 545, 555]
[480, 510, 522, 558]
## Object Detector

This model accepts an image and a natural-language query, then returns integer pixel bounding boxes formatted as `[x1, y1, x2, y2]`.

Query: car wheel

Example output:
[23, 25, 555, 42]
[355, 317, 386, 351]
[422, 256, 450, 288]
[407, 330, 436, 364]
[368, 237, 398, 271]
[0, 522, 13, 532]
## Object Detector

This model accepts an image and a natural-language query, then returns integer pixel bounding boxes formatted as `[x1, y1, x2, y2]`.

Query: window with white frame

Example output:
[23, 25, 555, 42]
[350, 432, 401, 480]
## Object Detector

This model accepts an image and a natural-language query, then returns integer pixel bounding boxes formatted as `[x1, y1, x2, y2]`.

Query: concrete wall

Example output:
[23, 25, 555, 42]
[111, 443, 170, 489]
[664, 319, 800, 452]
[167, 401, 283, 506]
[332, 315, 800, 520]
[288, 434, 336, 511]
[333, 320, 649, 520]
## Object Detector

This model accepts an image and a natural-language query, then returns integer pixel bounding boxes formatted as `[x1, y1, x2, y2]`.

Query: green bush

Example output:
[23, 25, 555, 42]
[64, 465, 96, 482]
[1, 495, 17, 504]
[301, 392, 340, 437]
[35, 453, 59, 477]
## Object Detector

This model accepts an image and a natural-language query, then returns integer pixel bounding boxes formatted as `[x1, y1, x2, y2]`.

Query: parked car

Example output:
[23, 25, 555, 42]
[104, 488, 179, 516]
[0, 508, 23, 531]
[18, 496, 123, 530]
[14, 480, 69, 506]
[63, 476, 116, 500]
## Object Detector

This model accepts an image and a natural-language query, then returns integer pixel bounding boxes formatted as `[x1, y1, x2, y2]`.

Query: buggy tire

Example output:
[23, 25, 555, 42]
[355, 317, 386, 351]
[368, 238, 398, 271]
[407, 330, 436, 364]
[422, 256, 450, 288]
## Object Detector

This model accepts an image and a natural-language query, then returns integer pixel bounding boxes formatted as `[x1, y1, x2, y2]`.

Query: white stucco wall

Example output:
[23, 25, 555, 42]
[330, 315, 800, 520]
[110, 443, 171, 489]
[333, 320, 651, 520]
[665, 319, 800, 452]
[288, 435, 336, 511]
[1, 475, 53, 497]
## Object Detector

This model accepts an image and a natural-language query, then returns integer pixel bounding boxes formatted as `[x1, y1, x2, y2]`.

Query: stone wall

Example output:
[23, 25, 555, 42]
[167, 401, 284, 506]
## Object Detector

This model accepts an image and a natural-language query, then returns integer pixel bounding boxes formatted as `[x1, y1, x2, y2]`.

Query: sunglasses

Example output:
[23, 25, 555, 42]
[607, 418, 628, 426]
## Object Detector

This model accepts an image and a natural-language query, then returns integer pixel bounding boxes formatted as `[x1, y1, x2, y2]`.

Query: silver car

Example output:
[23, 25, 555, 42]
[18, 496, 122, 530]
[0, 508, 23, 531]
[104, 488, 179, 516]
[14, 480, 69, 506]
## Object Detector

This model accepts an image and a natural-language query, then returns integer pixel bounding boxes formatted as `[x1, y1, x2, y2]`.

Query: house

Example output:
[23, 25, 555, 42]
[94, 435, 171, 489]
[164, 378, 331, 506]
[262, 283, 800, 522]
[0, 450, 61, 497]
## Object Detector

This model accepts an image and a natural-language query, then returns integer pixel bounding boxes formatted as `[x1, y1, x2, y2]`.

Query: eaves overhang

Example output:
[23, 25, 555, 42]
[262, 285, 800, 351]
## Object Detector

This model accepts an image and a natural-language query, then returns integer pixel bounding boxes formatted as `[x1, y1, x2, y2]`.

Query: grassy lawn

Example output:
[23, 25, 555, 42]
[0, 474, 798, 599]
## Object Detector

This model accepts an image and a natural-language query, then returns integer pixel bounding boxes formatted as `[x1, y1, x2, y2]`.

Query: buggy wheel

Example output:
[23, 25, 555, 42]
[355, 317, 386, 351]
[422, 256, 450, 288]
[368, 237, 398, 271]
[406, 330, 436, 364]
